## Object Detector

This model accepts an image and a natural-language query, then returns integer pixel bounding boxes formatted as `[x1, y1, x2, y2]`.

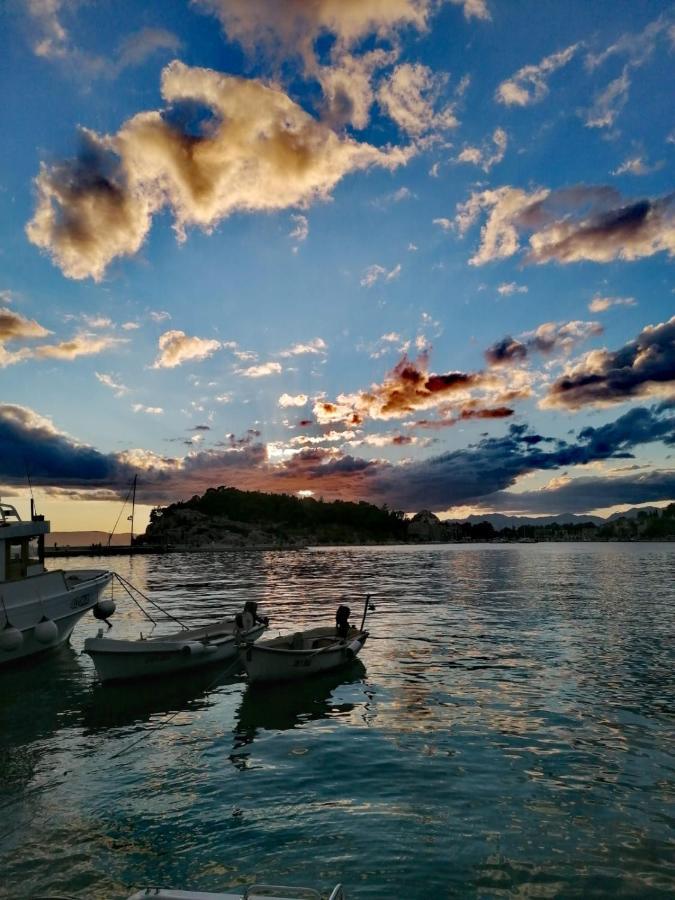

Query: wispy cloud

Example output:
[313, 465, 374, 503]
[236, 361, 283, 378]
[132, 403, 164, 415]
[456, 127, 507, 172]
[612, 156, 664, 176]
[278, 338, 327, 357]
[496, 43, 579, 107]
[588, 295, 636, 312]
[95, 372, 129, 397]
[456, 184, 675, 266]
[33, 333, 127, 360]
[153, 331, 221, 369]
[289, 213, 309, 251]
[497, 282, 528, 296]
[378, 63, 458, 136]
[361, 263, 402, 288]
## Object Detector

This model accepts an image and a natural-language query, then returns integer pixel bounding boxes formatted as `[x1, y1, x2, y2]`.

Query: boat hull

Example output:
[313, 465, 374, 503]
[0, 569, 111, 667]
[85, 622, 267, 682]
[242, 630, 368, 685]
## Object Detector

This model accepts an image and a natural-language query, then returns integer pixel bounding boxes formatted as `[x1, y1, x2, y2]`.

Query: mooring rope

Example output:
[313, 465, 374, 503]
[113, 572, 188, 629]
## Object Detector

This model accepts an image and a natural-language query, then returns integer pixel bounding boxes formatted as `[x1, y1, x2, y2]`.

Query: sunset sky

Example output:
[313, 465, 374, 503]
[1, 0, 673, 532]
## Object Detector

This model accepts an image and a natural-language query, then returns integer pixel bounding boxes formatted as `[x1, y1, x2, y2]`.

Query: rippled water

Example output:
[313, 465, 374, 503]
[1, 544, 674, 899]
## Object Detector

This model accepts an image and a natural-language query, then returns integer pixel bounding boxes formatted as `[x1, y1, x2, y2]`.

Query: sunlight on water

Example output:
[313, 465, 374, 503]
[1, 544, 674, 898]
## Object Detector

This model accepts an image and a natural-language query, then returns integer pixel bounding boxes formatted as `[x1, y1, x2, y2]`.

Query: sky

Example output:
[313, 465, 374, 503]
[0, 0, 674, 532]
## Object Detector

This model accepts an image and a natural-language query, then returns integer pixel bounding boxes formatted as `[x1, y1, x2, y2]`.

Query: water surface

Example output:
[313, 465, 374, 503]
[1, 544, 674, 898]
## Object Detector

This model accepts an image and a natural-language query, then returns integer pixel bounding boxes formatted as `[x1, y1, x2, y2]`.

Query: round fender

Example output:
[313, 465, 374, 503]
[93, 599, 116, 621]
[0, 624, 23, 652]
[34, 617, 58, 645]
[180, 641, 206, 657]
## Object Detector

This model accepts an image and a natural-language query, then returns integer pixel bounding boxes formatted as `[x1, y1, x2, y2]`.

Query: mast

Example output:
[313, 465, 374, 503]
[129, 474, 137, 547]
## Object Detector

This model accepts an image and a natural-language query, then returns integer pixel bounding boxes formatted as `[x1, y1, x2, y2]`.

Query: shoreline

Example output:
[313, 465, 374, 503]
[45, 537, 675, 557]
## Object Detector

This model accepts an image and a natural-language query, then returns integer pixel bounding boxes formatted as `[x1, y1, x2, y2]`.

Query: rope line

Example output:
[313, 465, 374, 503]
[113, 573, 188, 629]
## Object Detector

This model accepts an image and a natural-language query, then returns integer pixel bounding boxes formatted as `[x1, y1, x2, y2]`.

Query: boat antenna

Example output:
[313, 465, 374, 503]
[24, 456, 37, 519]
[128, 474, 137, 547]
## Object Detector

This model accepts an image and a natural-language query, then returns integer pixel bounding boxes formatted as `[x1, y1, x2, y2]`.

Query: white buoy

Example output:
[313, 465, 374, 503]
[93, 599, 116, 620]
[0, 623, 24, 652]
[34, 616, 59, 645]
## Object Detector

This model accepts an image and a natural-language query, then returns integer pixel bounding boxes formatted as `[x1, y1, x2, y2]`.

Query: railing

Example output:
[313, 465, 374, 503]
[0, 503, 22, 526]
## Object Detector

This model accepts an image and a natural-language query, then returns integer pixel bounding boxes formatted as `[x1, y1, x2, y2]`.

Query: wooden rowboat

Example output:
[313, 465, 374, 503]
[85, 617, 267, 683]
[241, 597, 374, 685]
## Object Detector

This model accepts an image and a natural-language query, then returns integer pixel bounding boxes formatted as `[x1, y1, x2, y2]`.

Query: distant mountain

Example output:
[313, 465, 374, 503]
[606, 506, 661, 522]
[453, 513, 606, 529]
[45, 531, 132, 547]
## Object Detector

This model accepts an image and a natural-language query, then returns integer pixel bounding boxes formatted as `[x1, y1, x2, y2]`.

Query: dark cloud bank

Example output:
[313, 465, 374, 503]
[1, 400, 673, 514]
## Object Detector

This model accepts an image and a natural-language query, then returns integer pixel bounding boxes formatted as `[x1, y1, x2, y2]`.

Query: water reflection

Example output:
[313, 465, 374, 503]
[233, 660, 366, 750]
[82, 667, 239, 734]
[4, 543, 670, 900]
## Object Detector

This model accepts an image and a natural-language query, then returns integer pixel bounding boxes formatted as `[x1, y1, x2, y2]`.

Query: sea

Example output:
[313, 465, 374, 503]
[1, 543, 674, 899]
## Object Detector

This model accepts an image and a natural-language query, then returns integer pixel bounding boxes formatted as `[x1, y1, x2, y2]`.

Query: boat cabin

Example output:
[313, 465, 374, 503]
[0, 503, 49, 582]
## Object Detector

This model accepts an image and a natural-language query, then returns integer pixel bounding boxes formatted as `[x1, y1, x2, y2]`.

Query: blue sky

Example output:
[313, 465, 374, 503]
[0, 0, 673, 531]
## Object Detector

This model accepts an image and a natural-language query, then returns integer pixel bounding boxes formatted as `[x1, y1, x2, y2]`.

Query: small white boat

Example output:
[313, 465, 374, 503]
[242, 598, 373, 685]
[0, 502, 112, 667]
[128, 883, 345, 899]
[85, 604, 268, 683]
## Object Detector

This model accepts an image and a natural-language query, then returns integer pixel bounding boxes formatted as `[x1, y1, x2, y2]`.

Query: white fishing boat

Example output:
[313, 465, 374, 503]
[0, 501, 113, 666]
[128, 883, 345, 899]
[85, 601, 269, 683]
[242, 598, 373, 685]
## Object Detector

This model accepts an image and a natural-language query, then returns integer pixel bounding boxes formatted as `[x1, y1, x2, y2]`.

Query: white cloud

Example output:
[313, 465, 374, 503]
[237, 361, 283, 378]
[132, 403, 164, 415]
[585, 68, 630, 129]
[33, 333, 127, 360]
[377, 63, 458, 136]
[149, 310, 171, 322]
[497, 282, 528, 296]
[122, 321, 141, 330]
[612, 155, 663, 176]
[0, 307, 51, 342]
[27, 61, 411, 281]
[432, 217, 453, 231]
[449, 0, 491, 22]
[457, 184, 675, 266]
[289, 213, 309, 249]
[496, 43, 579, 106]
[588, 295, 636, 313]
[318, 48, 396, 130]
[195, 0, 435, 65]
[278, 338, 327, 357]
[456, 127, 507, 172]
[82, 314, 113, 329]
[153, 330, 221, 368]
[95, 372, 129, 397]
[361, 263, 402, 287]
[455, 185, 550, 265]
[279, 393, 309, 407]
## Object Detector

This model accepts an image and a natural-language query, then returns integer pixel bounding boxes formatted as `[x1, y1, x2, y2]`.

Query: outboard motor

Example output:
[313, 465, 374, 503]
[336, 604, 351, 639]
[242, 601, 257, 631]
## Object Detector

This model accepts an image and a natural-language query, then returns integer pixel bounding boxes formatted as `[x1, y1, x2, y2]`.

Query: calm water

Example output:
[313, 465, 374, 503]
[1, 544, 674, 899]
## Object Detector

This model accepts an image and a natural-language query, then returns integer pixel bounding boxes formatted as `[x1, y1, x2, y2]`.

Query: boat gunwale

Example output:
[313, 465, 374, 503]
[85, 621, 266, 655]
[244, 629, 367, 657]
